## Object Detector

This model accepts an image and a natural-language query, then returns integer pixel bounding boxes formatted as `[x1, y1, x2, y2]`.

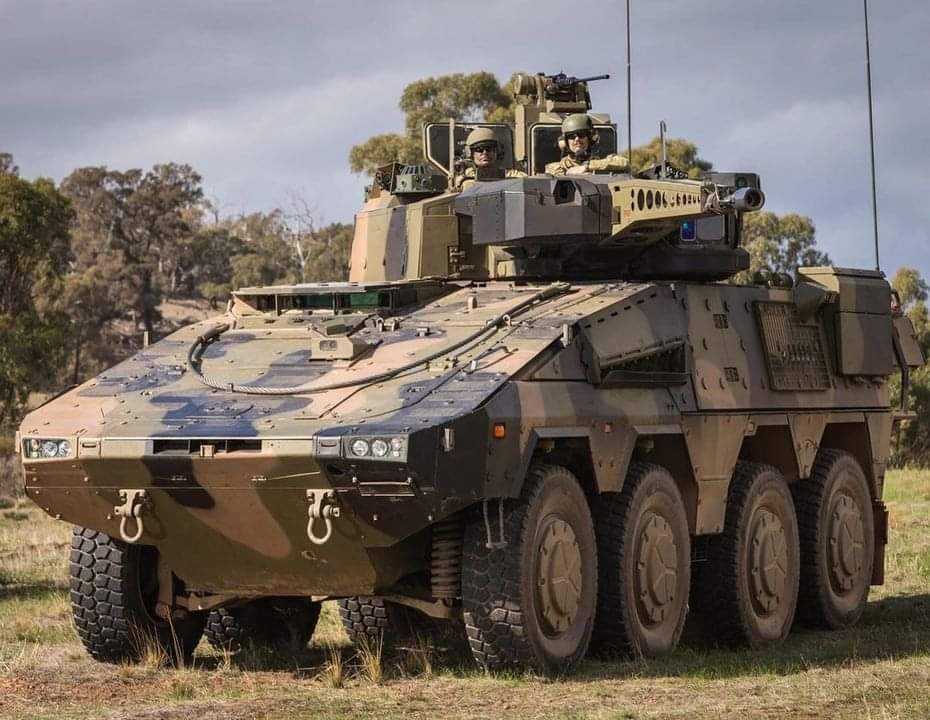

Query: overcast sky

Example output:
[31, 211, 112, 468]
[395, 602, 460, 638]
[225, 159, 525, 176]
[2, 0, 928, 278]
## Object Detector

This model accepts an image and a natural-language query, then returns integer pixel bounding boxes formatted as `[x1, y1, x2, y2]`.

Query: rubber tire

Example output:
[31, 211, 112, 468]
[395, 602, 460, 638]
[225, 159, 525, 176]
[793, 449, 874, 629]
[337, 596, 420, 645]
[462, 464, 597, 674]
[205, 598, 321, 654]
[592, 463, 690, 658]
[338, 596, 467, 653]
[70, 526, 205, 664]
[699, 462, 800, 649]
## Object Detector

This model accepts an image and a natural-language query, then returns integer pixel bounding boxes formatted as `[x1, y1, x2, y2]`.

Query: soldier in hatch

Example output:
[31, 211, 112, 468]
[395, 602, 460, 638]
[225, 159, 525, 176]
[545, 113, 629, 176]
[455, 127, 525, 189]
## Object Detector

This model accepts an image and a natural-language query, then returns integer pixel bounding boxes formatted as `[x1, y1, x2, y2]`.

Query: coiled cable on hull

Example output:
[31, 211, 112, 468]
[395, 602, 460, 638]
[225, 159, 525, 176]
[186, 282, 571, 396]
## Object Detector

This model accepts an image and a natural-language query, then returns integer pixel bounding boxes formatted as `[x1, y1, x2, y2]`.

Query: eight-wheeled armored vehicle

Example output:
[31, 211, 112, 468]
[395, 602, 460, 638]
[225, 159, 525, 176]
[17, 72, 924, 673]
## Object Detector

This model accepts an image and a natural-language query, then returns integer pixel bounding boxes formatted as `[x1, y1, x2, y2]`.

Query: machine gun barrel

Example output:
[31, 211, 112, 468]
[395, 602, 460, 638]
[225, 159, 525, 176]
[574, 73, 611, 84]
[547, 72, 611, 91]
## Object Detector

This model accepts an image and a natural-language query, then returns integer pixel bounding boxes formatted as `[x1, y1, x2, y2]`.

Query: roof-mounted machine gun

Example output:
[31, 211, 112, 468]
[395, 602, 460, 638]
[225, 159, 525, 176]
[511, 72, 613, 171]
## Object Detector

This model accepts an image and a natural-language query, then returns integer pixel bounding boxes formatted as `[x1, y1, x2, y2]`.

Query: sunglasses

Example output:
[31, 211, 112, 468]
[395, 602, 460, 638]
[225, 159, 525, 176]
[472, 144, 497, 154]
[565, 132, 590, 141]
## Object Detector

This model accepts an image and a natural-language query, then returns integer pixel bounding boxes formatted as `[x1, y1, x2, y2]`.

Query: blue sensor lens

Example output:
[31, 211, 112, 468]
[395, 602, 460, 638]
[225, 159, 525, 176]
[681, 221, 696, 241]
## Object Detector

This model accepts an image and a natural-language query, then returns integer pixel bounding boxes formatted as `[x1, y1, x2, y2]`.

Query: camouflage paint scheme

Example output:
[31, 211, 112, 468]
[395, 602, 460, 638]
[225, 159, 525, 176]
[16, 71, 924, 624]
[17, 269, 921, 604]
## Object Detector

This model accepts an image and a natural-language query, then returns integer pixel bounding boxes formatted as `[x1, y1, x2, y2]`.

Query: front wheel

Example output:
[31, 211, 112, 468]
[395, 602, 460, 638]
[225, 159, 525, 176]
[462, 464, 597, 674]
[70, 527, 205, 664]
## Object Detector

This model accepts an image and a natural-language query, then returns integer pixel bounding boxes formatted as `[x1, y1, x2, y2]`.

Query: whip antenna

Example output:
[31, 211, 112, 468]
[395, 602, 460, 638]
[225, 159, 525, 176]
[863, 0, 880, 271]
[626, 0, 632, 168]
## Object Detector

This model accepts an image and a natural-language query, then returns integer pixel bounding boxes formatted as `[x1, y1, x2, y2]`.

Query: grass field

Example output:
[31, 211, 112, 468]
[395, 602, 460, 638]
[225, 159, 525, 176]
[0, 469, 928, 720]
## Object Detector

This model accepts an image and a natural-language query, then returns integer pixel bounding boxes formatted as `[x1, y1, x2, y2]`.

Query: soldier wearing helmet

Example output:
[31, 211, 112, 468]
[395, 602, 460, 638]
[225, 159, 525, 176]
[455, 127, 525, 189]
[545, 113, 629, 176]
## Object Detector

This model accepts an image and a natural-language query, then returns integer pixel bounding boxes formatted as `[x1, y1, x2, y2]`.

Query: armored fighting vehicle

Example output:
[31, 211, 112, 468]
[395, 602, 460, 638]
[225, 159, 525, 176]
[18, 73, 924, 674]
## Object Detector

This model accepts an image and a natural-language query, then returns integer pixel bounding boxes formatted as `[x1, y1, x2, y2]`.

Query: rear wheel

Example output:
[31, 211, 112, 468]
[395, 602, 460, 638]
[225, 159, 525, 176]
[70, 527, 205, 664]
[699, 463, 800, 648]
[205, 597, 320, 654]
[461, 464, 597, 674]
[338, 597, 466, 654]
[592, 463, 690, 658]
[793, 449, 874, 629]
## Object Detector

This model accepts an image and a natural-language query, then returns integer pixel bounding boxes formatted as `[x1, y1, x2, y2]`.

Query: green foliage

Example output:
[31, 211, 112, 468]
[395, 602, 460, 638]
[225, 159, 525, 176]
[197, 281, 232, 309]
[0, 153, 18, 177]
[891, 267, 929, 306]
[890, 267, 930, 467]
[398, 72, 511, 137]
[349, 134, 420, 178]
[61, 164, 204, 335]
[736, 212, 830, 282]
[0, 173, 72, 425]
[225, 215, 353, 288]
[300, 222, 353, 282]
[349, 72, 512, 175]
[629, 137, 712, 177]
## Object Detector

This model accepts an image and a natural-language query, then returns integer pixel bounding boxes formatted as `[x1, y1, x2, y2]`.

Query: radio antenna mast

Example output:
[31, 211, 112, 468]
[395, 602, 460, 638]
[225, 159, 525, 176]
[626, 0, 632, 168]
[863, 0, 880, 271]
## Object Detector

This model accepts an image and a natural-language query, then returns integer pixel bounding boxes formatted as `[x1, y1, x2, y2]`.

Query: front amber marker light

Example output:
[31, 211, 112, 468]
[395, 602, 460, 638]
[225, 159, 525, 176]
[493, 423, 506, 439]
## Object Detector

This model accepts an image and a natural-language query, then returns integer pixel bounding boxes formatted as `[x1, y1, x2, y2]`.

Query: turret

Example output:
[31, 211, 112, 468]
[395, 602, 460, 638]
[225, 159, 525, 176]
[453, 172, 764, 281]
[349, 71, 765, 284]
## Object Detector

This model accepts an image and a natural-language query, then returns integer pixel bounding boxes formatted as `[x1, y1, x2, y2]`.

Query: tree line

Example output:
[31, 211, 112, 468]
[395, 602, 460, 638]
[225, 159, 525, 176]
[2, 71, 926, 464]
[0, 151, 352, 440]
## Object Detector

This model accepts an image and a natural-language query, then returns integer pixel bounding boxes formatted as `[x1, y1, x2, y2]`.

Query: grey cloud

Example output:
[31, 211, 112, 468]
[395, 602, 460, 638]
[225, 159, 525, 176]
[2, 0, 928, 278]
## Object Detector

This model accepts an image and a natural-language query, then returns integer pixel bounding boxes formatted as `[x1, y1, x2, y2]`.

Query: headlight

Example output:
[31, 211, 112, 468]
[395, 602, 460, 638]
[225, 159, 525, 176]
[350, 439, 371, 457]
[23, 438, 72, 460]
[342, 435, 408, 462]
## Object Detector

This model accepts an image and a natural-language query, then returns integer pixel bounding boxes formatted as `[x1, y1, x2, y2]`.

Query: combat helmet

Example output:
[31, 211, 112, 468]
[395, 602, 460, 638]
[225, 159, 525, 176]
[560, 113, 599, 155]
[465, 127, 500, 154]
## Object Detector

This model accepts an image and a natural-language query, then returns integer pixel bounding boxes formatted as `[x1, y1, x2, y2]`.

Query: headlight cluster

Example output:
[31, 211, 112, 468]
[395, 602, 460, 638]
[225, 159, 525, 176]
[348, 436, 407, 461]
[23, 438, 72, 459]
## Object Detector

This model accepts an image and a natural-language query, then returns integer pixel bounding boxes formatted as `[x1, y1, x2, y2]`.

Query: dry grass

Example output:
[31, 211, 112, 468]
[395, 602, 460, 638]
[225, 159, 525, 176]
[354, 633, 385, 685]
[400, 633, 435, 679]
[319, 642, 346, 688]
[0, 470, 928, 720]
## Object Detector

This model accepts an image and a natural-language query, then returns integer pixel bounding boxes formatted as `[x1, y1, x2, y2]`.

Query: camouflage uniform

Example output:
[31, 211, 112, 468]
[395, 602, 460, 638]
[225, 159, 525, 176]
[545, 112, 629, 176]
[455, 127, 526, 189]
[456, 166, 527, 189]
[545, 154, 629, 176]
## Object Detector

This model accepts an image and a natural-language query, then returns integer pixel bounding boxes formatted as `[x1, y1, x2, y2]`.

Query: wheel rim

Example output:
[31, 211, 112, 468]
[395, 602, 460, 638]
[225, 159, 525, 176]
[635, 512, 680, 627]
[828, 491, 866, 594]
[536, 517, 583, 635]
[749, 507, 789, 616]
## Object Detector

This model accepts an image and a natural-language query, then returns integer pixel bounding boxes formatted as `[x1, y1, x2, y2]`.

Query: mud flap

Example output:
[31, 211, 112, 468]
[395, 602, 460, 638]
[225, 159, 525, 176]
[871, 500, 888, 585]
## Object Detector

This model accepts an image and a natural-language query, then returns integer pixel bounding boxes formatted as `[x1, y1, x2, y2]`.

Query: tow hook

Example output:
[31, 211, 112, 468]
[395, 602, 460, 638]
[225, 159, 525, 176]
[114, 489, 149, 544]
[306, 489, 340, 545]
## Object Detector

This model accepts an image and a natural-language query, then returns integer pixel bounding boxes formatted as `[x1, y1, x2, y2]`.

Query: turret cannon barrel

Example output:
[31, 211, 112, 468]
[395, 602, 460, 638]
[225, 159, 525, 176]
[720, 186, 765, 212]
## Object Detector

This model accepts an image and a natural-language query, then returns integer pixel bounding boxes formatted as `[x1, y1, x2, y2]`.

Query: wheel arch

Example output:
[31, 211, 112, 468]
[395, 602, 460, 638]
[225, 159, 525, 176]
[519, 427, 701, 536]
[819, 418, 886, 499]
[511, 425, 637, 498]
